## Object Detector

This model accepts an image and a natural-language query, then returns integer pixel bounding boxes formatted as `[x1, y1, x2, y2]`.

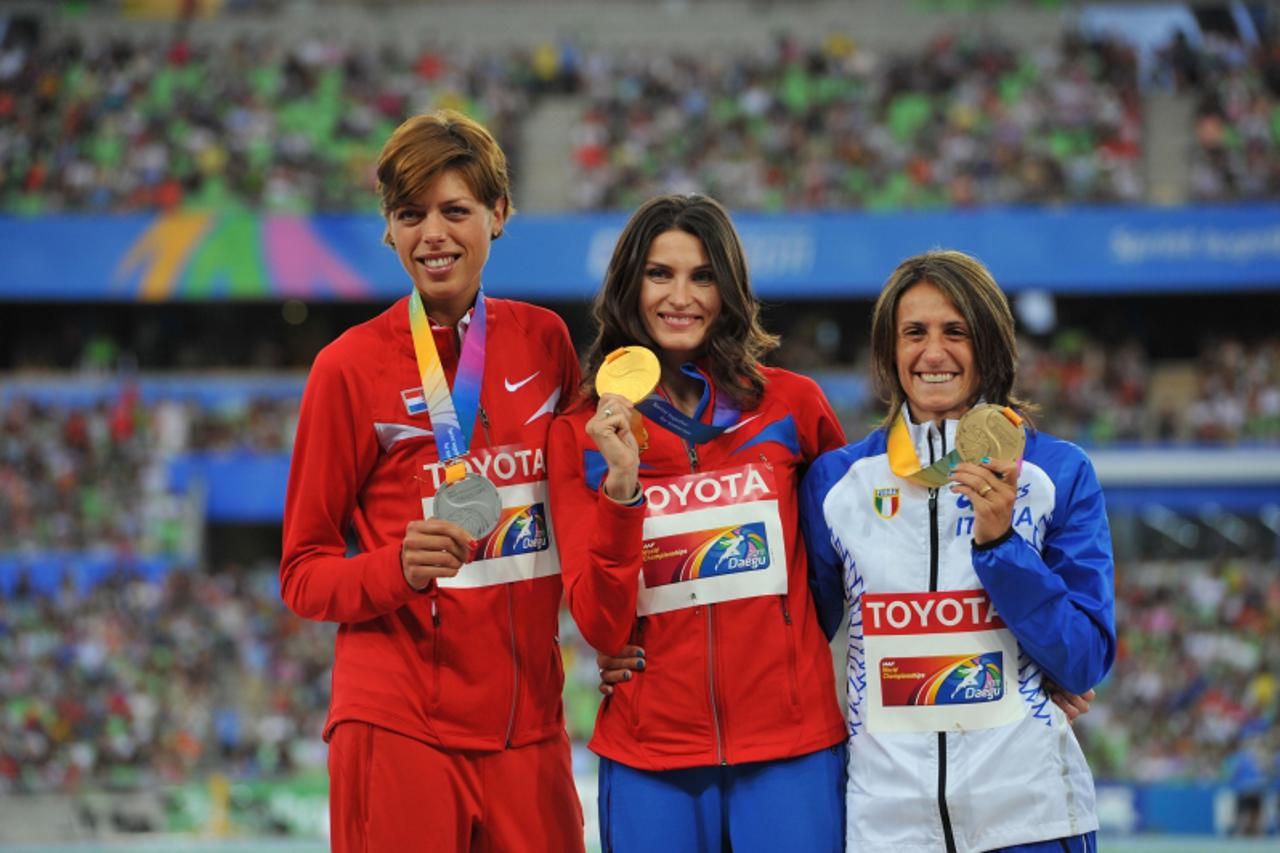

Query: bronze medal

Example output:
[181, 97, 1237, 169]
[955, 404, 1025, 464]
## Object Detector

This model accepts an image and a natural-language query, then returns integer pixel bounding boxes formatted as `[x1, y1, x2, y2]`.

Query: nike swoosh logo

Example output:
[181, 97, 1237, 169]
[505, 371, 540, 392]
[524, 388, 561, 425]
[724, 413, 763, 434]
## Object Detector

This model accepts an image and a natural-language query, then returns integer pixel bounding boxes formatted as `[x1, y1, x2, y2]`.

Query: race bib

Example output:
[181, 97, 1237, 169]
[636, 463, 788, 616]
[418, 444, 560, 589]
[862, 590, 1026, 733]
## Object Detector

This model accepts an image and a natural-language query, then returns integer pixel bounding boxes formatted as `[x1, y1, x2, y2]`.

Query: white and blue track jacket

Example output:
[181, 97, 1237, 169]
[799, 408, 1116, 853]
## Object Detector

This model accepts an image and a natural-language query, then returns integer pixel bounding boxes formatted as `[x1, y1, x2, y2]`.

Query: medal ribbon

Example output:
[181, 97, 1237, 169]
[635, 363, 739, 445]
[887, 412, 960, 489]
[408, 289, 487, 480]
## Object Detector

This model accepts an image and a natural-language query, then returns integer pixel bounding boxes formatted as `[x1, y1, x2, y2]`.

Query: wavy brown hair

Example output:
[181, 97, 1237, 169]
[581, 194, 779, 409]
[870, 249, 1036, 429]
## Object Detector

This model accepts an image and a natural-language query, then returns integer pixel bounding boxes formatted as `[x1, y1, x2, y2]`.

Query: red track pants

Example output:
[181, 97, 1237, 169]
[328, 722, 585, 853]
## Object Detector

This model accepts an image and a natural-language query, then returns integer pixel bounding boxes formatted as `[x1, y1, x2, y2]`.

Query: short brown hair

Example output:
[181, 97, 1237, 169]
[375, 109, 514, 245]
[869, 249, 1034, 428]
[581, 194, 779, 409]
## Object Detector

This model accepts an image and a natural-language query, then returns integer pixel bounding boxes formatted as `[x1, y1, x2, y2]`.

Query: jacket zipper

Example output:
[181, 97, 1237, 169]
[928, 427, 958, 853]
[478, 402, 518, 746]
[780, 598, 800, 706]
[504, 585, 520, 748]
[685, 439, 725, 764]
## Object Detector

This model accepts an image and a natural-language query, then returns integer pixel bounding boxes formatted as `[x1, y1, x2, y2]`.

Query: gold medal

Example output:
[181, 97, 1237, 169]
[955, 404, 1025, 464]
[595, 346, 660, 453]
[595, 346, 661, 403]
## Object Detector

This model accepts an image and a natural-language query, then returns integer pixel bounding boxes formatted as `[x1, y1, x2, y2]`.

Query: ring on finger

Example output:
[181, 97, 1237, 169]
[602, 407, 615, 418]
[979, 483, 993, 496]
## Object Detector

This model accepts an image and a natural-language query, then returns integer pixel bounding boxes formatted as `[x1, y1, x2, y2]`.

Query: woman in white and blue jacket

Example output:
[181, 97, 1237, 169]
[799, 250, 1115, 853]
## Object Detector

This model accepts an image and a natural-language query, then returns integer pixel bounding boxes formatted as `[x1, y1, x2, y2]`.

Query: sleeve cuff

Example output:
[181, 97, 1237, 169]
[972, 527, 1015, 552]
[600, 483, 645, 507]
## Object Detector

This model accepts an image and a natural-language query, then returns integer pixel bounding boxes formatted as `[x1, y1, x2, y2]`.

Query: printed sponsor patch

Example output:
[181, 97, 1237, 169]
[880, 652, 1004, 706]
[641, 522, 771, 588]
[478, 503, 550, 560]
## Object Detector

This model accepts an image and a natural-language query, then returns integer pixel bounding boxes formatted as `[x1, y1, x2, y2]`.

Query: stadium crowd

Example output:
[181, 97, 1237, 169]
[570, 31, 1144, 210]
[1161, 31, 1280, 202]
[0, 33, 541, 214]
[1075, 557, 1279, 792]
[0, 563, 332, 794]
[3, 25, 1276, 213]
[2, 554, 1276, 801]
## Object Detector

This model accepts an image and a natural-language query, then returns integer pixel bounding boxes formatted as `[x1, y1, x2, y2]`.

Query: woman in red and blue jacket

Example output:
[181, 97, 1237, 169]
[548, 194, 848, 853]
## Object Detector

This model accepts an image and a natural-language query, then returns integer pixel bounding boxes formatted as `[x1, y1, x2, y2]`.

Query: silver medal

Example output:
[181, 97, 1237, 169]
[433, 472, 503, 539]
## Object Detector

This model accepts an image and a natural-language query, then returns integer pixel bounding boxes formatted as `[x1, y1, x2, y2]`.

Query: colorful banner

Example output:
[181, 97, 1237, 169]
[2, 204, 1279, 300]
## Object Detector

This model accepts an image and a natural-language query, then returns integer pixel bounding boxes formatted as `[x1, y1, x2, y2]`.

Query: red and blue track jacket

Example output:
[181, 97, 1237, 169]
[548, 365, 848, 771]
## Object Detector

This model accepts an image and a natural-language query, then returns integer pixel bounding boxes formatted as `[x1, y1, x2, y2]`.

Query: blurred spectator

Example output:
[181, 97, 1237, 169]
[0, 34, 543, 214]
[1171, 31, 1280, 203]
[0, 564, 333, 794]
[570, 31, 1144, 211]
[1076, 558, 1280, 792]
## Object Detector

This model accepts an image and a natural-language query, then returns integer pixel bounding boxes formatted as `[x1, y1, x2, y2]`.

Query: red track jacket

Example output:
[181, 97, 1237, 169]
[548, 366, 848, 770]
[281, 295, 579, 752]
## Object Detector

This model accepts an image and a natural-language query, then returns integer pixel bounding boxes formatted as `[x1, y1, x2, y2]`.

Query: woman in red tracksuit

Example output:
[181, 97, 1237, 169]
[547, 193, 848, 852]
[281, 110, 584, 853]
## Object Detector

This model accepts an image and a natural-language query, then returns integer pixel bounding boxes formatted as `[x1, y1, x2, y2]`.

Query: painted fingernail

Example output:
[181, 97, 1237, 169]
[636, 659, 646, 671]
[623, 671, 633, 681]
[981, 456, 991, 464]
[635, 648, 645, 658]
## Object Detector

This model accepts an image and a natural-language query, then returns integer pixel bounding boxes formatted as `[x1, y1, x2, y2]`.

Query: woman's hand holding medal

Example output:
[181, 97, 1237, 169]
[589, 346, 661, 503]
[588, 393, 642, 502]
[401, 518, 477, 590]
[949, 457, 1021, 545]
[948, 404, 1026, 545]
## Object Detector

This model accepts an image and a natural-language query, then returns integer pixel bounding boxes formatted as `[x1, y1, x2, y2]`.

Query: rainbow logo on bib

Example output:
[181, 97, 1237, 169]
[880, 652, 1004, 706]
[478, 503, 550, 560]
[642, 522, 770, 587]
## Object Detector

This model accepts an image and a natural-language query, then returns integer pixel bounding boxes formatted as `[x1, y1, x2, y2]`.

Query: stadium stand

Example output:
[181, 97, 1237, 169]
[1, 0, 1277, 846]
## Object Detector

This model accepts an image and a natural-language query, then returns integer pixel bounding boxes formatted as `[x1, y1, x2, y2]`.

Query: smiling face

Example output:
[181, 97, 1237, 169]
[388, 169, 506, 325]
[895, 280, 980, 424]
[638, 229, 723, 367]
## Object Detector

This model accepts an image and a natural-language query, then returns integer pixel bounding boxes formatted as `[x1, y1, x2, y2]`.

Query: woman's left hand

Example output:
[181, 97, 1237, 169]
[950, 457, 1020, 545]
[1044, 682, 1095, 723]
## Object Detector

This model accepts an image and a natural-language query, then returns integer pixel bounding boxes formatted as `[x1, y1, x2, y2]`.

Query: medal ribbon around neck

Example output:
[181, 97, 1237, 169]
[888, 405, 1024, 488]
[886, 412, 965, 489]
[408, 288, 487, 483]
[595, 347, 738, 445]
[635, 362, 739, 445]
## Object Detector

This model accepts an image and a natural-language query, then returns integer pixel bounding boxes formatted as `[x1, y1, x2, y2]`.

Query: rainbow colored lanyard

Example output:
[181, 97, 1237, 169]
[408, 289, 487, 470]
[886, 412, 960, 489]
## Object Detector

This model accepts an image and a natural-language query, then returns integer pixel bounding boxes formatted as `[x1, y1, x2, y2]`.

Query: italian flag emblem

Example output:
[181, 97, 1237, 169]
[874, 487, 900, 520]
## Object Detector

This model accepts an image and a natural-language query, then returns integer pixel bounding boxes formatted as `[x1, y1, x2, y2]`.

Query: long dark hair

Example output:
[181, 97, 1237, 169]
[581, 194, 779, 409]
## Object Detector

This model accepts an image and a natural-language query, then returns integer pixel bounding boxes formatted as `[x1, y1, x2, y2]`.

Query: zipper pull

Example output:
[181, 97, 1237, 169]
[780, 597, 792, 625]
[431, 599, 440, 627]
[686, 443, 699, 471]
